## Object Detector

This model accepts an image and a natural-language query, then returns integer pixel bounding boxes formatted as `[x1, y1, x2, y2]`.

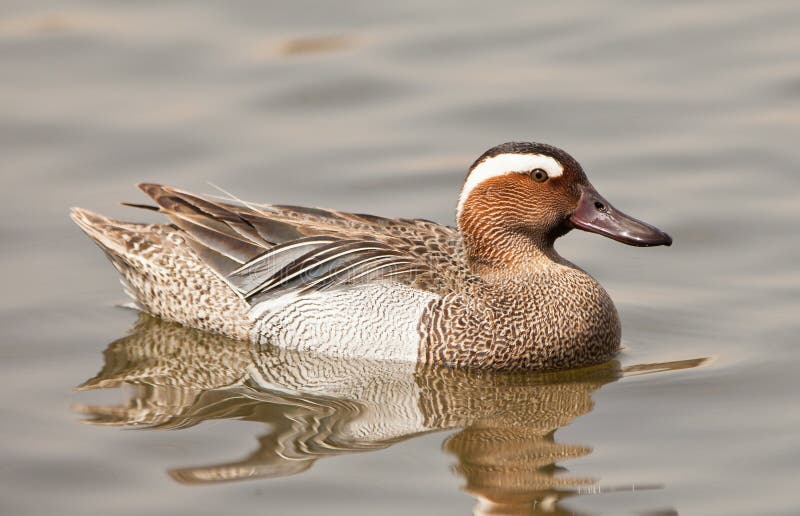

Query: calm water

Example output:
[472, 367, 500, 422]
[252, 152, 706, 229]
[2, 1, 799, 515]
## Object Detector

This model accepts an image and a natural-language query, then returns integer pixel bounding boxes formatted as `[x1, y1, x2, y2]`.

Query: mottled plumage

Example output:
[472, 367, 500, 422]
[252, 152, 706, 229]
[72, 142, 672, 370]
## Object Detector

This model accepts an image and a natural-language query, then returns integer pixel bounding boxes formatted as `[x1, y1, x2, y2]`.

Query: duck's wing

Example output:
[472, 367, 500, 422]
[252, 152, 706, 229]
[138, 184, 470, 301]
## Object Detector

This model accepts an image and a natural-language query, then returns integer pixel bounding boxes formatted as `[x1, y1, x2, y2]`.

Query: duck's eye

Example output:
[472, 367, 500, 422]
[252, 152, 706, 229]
[530, 168, 549, 183]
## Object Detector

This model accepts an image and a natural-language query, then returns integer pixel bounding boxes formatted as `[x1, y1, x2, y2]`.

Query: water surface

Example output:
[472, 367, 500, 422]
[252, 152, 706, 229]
[1, 1, 799, 515]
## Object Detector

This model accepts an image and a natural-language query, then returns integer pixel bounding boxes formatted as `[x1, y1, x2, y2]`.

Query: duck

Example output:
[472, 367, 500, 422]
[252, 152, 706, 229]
[71, 142, 672, 371]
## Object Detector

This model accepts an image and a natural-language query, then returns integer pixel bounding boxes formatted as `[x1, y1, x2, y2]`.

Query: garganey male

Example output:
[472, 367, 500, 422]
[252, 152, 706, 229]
[72, 142, 671, 370]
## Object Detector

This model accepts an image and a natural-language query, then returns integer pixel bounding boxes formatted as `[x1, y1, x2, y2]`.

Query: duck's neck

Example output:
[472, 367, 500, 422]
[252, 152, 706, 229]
[460, 221, 567, 277]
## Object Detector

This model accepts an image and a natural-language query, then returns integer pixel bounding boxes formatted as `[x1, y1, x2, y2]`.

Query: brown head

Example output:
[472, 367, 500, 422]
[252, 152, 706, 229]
[457, 142, 672, 271]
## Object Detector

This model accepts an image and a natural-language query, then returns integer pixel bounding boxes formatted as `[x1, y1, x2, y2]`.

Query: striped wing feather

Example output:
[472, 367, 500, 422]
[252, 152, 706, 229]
[138, 184, 468, 302]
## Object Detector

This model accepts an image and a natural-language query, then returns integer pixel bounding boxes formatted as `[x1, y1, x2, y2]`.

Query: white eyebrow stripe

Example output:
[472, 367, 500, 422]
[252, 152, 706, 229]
[456, 153, 564, 219]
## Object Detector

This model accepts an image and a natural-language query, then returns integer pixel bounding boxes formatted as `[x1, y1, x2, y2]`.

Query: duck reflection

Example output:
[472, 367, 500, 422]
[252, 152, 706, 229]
[75, 314, 705, 515]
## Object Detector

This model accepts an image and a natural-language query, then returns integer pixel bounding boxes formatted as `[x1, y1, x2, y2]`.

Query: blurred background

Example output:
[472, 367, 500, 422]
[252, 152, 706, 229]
[1, 1, 798, 515]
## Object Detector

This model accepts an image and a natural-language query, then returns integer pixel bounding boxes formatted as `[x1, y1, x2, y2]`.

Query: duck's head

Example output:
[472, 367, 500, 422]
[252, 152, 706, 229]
[457, 142, 671, 267]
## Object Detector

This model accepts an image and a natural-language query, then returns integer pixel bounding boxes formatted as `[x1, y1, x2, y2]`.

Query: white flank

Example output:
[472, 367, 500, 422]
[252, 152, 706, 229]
[456, 153, 564, 219]
[249, 283, 438, 362]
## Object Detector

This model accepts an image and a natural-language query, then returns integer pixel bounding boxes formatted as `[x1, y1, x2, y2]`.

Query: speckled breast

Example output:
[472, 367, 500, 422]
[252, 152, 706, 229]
[418, 267, 621, 371]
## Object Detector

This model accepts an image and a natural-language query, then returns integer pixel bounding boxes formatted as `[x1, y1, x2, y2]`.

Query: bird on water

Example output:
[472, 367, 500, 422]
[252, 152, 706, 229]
[72, 142, 672, 371]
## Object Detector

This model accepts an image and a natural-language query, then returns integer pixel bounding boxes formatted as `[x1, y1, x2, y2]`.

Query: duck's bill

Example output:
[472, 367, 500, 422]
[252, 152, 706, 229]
[569, 186, 672, 247]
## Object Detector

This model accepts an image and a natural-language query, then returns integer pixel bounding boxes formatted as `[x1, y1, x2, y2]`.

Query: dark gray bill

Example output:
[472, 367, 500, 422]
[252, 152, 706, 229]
[569, 185, 672, 247]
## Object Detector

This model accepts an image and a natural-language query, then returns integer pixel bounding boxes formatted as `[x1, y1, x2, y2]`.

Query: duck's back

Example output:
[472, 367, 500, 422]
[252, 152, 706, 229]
[71, 185, 468, 358]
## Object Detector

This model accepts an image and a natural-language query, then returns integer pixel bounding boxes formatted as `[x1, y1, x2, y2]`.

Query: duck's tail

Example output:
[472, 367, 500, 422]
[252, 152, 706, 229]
[70, 208, 252, 340]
